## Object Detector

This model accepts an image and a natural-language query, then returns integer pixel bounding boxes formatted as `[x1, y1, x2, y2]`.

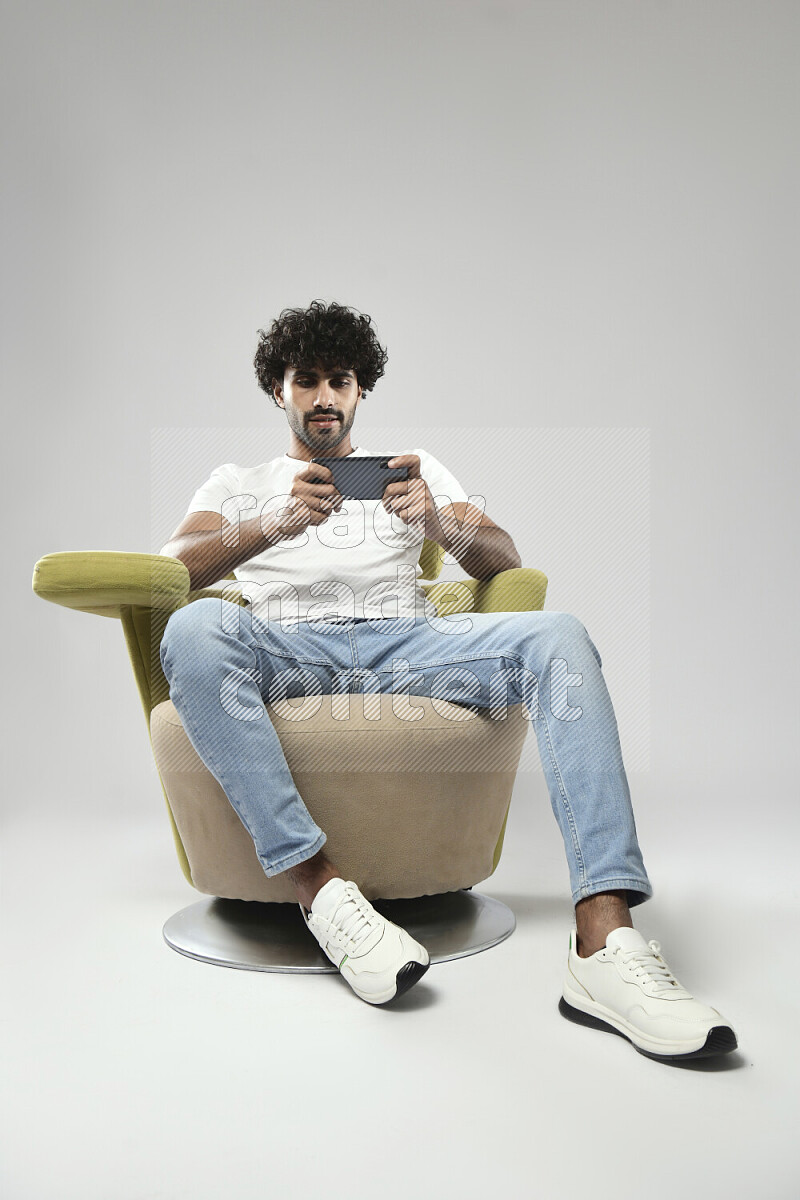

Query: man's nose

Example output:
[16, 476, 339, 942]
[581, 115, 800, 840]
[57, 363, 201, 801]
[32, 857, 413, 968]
[314, 383, 336, 408]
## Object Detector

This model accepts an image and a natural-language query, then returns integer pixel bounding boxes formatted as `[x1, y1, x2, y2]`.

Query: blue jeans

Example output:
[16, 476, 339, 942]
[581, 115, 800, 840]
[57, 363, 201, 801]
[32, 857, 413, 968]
[159, 600, 653, 910]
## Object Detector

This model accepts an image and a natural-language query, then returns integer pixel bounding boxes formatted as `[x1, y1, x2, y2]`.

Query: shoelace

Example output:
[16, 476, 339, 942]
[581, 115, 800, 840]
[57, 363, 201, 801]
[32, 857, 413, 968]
[613, 940, 689, 996]
[325, 886, 382, 953]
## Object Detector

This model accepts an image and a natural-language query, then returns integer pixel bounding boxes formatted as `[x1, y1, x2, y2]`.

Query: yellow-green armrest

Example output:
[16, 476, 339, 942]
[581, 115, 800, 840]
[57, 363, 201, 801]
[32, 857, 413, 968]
[422, 567, 548, 616]
[32, 552, 545, 620]
[31, 552, 190, 619]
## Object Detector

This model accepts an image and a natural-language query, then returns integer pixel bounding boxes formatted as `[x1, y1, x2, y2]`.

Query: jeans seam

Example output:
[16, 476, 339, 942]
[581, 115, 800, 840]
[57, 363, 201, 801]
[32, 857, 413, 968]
[404, 650, 531, 670]
[252, 644, 335, 668]
[261, 831, 328, 877]
[573, 877, 654, 903]
[539, 705, 588, 891]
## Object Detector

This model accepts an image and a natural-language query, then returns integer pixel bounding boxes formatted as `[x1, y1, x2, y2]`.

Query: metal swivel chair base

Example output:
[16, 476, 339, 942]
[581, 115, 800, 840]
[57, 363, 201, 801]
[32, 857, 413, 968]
[163, 888, 515, 973]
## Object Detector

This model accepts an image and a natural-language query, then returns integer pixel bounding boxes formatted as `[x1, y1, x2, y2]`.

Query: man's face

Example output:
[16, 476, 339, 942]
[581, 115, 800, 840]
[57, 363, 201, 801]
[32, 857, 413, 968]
[273, 364, 362, 452]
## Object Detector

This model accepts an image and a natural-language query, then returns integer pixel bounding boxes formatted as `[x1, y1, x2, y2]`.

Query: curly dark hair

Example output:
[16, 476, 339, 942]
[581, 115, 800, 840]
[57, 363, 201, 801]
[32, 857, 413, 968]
[254, 300, 388, 404]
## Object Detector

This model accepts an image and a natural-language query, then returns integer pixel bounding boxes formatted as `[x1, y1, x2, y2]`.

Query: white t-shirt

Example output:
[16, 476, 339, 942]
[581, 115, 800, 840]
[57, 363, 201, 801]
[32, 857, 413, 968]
[179, 446, 470, 624]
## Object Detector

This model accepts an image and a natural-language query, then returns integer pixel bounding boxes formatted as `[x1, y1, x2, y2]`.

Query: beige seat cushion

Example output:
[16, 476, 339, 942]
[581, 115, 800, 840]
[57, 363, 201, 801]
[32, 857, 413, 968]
[150, 692, 530, 902]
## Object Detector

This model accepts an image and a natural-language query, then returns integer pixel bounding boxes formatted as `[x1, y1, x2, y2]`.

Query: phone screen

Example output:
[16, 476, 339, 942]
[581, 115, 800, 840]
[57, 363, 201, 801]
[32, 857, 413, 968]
[310, 456, 409, 501]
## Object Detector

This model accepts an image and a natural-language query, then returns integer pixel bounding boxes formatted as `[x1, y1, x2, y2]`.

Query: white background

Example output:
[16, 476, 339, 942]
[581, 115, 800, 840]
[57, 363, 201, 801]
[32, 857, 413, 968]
[6, 2, 799, 1197]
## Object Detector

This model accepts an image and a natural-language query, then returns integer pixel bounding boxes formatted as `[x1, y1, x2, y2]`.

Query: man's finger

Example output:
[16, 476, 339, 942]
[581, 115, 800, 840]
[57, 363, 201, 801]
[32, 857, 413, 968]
[386, 454, 421, 476]
[302, 463, 334, 482]
[382, 481, 410, 498]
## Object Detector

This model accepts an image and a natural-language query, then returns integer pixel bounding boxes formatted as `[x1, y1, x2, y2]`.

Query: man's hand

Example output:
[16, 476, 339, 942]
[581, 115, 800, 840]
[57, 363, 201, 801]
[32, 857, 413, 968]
[381, 454, 445, 539]
[381, 454, 522, 579]
[276, 462, 345, 539]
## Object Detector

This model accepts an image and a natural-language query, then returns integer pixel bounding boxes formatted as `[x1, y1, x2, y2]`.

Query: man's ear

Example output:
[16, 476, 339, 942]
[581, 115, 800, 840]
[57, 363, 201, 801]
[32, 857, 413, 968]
[273, 377, 285, 407]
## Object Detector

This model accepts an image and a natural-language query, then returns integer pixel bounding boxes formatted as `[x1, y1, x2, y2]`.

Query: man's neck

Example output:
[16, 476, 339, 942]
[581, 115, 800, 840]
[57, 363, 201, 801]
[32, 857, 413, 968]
[286, 443, 359, 461]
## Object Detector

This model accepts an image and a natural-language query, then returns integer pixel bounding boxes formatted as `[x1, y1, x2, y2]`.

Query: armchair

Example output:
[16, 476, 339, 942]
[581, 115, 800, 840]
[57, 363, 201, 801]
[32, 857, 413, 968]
[32, 540, 548, 973]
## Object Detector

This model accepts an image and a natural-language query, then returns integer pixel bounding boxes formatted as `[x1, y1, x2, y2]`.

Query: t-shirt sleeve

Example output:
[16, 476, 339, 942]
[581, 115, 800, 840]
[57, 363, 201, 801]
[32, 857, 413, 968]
[184, 462, 242, 516]
[413, 448, 470, 509]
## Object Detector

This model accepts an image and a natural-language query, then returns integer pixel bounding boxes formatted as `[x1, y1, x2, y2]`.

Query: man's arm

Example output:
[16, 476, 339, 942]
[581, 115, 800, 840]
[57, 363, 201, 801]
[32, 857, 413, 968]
[160, 510, 285, 591]
[380, 455, 522, 582]
[160, 463, 345, 590]
[428, 501, 522, 581]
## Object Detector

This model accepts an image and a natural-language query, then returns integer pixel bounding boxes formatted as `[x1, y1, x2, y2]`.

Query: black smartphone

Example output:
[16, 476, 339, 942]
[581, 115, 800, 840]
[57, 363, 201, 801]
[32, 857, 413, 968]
[309, 456, 409, 501]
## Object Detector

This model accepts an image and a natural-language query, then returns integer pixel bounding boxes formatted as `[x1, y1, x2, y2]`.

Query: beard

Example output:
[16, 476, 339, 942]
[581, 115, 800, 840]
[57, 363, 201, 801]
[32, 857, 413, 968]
[290, 409, 355, 451]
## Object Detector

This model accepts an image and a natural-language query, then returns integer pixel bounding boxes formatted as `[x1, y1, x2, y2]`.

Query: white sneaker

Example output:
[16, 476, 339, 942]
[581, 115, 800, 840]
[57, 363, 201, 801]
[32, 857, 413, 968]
[560, 926, 739, 1061]
[300, 878, 430, 1006]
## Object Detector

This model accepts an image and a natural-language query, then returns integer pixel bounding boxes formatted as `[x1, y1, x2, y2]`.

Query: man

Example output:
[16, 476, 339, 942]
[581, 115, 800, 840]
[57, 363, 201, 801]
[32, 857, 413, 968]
[159, 299, 738, 1060]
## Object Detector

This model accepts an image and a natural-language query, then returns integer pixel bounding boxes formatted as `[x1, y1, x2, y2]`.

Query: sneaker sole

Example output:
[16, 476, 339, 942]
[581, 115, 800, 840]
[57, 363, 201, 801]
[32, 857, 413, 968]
[351, 958, 431, 1006]
[558, 995, 738, 1061]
